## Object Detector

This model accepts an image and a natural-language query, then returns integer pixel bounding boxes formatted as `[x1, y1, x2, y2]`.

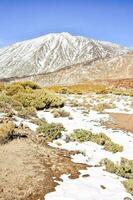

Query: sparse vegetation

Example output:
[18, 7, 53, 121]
[45, 82, 133, 97]
[45, 82, 107, 94]
[69, 129, 123, 153]
[37, 122, 65, 142]
[101, 158, 133, 195]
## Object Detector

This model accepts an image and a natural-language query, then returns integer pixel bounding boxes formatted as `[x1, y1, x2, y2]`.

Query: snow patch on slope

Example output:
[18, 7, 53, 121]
[0, 33, 129, 78]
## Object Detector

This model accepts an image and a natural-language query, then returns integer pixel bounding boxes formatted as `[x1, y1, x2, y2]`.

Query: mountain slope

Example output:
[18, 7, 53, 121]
[0, 32, 129, 79]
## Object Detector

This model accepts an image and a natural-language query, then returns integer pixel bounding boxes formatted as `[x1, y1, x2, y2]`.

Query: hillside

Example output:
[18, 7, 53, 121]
[0, 33, 130, 82]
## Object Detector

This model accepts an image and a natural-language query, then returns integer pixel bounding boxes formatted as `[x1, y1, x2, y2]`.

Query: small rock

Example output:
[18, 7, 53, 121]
[124, 197, 132, 200]
[82, 174, 90, 178]
[100, 185, 106, 189]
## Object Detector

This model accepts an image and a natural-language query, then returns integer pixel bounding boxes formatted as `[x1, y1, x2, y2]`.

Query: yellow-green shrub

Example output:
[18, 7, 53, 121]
[37, 122, 65, 142]
[13, 89, 64, 110]
[102, 158, 133, 179]
[17, 106, 37, 118]
[0, 81, 64, 117]
[101, 158, 133, 195]
[16, 81, 41, 90]
[69, 129, 123, 153]
[123, 179, 133, 195]
[45, 82, 107, 94]
[0, 92, 11, 108]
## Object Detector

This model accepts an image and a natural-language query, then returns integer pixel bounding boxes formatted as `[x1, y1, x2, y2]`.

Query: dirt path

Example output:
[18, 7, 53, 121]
[0, 138, 87, 200]
[105, 113, 133, 132]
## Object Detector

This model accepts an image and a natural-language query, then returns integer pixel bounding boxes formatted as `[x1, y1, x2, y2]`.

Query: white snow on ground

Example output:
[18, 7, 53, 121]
[12, 116, 38, 132]
[45, 168, 131, 200]
[40, 94, 133, 200]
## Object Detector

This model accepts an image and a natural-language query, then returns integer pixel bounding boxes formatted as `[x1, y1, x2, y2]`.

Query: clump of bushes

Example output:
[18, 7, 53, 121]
[69, 129, 123, 153]
[0, 81, 64, 117]
[45, 82, 107, 94]
[16, 106, 37, 118]
[101, 158, 133, 195]
[37, 122, 65, 142]
[109, 89, 133, 97]
[12, 88, 64, 110]
[45, 82, 133, 97]
[102, 158, 133, 179]
[93, 103, 116, 113]
[0, 121, 16, 144]
[52, 109, 70, 118]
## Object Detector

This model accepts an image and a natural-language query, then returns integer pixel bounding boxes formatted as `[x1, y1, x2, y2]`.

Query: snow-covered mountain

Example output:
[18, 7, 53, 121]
[0, 32, 129, 79]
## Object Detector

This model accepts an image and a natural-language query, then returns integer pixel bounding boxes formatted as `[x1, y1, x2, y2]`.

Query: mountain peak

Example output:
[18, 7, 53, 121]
[0, 33, 130, 79]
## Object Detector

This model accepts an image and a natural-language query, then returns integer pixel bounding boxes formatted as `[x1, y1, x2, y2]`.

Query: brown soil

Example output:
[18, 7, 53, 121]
[0, 138, 87, 200]
[104, 113, 133, 132]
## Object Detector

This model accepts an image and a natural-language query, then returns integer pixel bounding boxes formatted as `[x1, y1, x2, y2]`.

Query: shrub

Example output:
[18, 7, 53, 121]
[45, 82, 107, 94]
[12, 89, 64, 110]
[16, 81, 41, 90]
[17, 106, 37, 118]
[93, 103, 116, 113]
[0, 121, 16, 144]
[5, 83, 25, 96]
[37, 122, 65, 142]
[69, 129, 123, 153]
[102, 158, 133, 179]
[5, 81, 40, 96]
[70, 129, 91, 142]
[0, 81, 64, 119]
[52, 109, 70, 118]
[110, 88, 133, 97]
[104, 142, 123, 153]
[123, 179, 133, 196]
[0, 92, 11, 109]
[11, 99, 23, 111]
[101, 158, 133, 196]
[101, 158, 117, 173]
